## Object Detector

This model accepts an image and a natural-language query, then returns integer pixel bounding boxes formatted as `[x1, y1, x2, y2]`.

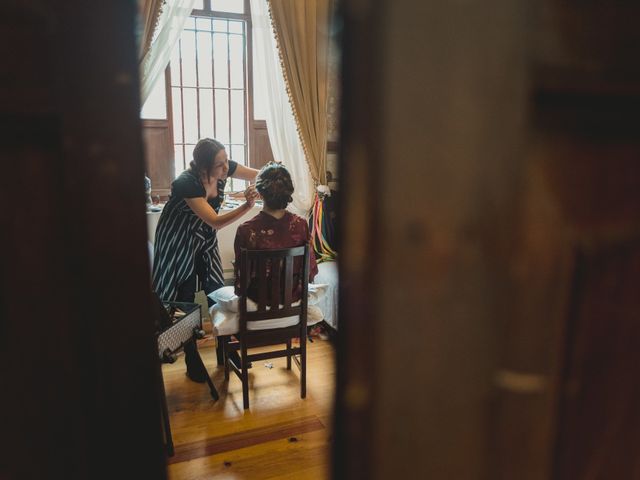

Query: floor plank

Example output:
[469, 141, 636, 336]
[168, 429, 329, 480]
[163, 338, 334, 479]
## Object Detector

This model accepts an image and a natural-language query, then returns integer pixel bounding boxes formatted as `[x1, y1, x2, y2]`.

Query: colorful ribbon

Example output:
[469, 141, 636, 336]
[310, 192, 337, 262]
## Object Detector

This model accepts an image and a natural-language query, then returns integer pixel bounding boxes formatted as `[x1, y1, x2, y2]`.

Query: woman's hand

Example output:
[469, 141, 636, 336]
[243, 185, 259, 207]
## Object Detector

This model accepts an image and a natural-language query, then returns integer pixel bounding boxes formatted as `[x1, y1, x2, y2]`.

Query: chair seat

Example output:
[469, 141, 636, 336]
[208, 284, 328, 312]
[208, 285, 326, 336]
[209, 303, 323, 336]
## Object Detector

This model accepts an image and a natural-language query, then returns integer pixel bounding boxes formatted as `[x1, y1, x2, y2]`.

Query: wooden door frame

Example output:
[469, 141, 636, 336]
[0, 2, 167, 477]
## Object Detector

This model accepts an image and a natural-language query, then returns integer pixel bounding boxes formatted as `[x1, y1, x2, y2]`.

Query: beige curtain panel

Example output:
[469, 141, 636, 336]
[268, 0, 332, 186]
[138, 0, 164, 59]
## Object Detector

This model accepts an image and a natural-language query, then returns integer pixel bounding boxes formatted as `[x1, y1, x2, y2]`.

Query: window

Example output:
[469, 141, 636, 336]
[169, 0, 251, 191]
[141, 74, 167, 120]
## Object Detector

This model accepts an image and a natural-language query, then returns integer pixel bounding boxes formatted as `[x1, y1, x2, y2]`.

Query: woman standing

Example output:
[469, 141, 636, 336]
[153, 138, 258, 382]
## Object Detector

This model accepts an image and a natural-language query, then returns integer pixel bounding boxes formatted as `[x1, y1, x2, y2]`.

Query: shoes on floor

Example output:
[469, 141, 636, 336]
[309, 325, 329, 340]
[185, 368, 208, 383]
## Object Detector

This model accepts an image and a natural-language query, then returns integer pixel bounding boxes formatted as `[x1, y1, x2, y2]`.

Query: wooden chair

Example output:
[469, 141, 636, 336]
[223, 245, 310, 410]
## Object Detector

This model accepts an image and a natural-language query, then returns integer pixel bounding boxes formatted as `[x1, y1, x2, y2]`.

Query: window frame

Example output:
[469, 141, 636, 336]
[165, 0, 255, 185]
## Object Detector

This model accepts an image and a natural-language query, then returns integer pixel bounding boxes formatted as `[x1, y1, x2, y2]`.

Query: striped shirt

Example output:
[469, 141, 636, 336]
[152, 161, 237, 301]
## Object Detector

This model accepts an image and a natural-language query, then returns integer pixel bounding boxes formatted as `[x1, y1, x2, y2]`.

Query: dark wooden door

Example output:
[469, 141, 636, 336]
[554, 243, 640, 479]
[0, 2, 166, 478]
[334, 0, 640, 479]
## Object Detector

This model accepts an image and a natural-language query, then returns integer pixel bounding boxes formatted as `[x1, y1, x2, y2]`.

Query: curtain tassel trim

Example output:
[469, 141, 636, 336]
[266, 0, 325, 186]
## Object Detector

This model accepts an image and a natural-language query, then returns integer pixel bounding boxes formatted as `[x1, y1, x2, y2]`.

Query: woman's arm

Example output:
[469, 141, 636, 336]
[231, 163, 259, 182]
[185, 198, 252, 230]
[185, 185, 258, 230]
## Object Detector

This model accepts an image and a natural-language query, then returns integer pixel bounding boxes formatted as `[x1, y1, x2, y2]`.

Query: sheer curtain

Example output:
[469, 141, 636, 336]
[268, 0, 331, 188]
[250, 0, 315, 215]
[140, 0, 197, 105]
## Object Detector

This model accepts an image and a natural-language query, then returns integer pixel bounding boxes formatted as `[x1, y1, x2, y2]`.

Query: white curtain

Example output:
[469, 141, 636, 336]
[250, 0, 315, 216]
[140, 0, 197, 105]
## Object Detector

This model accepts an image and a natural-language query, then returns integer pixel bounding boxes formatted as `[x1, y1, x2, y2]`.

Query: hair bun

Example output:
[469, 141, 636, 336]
[257, 163, 294, 209]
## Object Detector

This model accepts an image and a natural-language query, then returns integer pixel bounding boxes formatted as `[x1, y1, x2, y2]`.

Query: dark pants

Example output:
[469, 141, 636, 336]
[177, 253, 231, 368]
[176, 255, 221, 372]
[175, 253, 218, 307]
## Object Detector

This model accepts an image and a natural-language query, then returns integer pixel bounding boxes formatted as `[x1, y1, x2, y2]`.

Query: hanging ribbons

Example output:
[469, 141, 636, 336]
[310, 190, 337, 262]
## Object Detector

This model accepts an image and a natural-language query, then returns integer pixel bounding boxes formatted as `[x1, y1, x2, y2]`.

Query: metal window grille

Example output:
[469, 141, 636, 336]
[170, 3, 249, 191]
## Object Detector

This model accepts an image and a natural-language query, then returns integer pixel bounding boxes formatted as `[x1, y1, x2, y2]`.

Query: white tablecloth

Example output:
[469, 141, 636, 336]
[315, 261, 338, 330]
[146, 209, 162, 244]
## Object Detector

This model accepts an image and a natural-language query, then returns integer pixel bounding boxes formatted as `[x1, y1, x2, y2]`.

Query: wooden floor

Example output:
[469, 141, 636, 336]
[163, 337, 335, 480]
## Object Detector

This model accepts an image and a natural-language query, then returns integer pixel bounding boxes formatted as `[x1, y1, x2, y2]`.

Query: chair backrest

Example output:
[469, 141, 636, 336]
[238, 245, 310, 333]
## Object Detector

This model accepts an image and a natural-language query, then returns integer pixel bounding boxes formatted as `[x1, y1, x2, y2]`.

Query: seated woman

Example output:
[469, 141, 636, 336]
[234, 162, 318, 302]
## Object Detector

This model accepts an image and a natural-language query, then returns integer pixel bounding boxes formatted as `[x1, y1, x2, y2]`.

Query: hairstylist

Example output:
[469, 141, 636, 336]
[152, 138, 258, 382]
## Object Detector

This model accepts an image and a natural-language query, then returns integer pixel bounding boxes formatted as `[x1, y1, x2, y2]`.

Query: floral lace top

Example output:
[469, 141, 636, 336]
[233, 211, 318, 303]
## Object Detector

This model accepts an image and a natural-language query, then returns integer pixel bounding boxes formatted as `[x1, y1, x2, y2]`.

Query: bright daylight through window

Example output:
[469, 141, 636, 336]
[142, 0, 250, 191]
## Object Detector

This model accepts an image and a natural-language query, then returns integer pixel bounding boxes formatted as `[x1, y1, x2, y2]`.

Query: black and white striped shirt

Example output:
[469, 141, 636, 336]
[152, 161, 237, 301]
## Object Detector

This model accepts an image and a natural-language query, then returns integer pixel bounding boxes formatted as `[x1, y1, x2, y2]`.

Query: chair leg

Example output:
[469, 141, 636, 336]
[300, 333, 307, 399]
[222, 337, 229, 381]
[286, 339, 292, 370]
[192, 345, 219, 401]
[241, 343, 250, 410]
[216, 335, 227, 366]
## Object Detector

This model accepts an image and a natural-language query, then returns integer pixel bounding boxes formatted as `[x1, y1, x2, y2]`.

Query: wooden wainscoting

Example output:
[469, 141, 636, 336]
[250, 119, 275, 170]
[143, 118, 174, 199]
[1, 1, 167, 477]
